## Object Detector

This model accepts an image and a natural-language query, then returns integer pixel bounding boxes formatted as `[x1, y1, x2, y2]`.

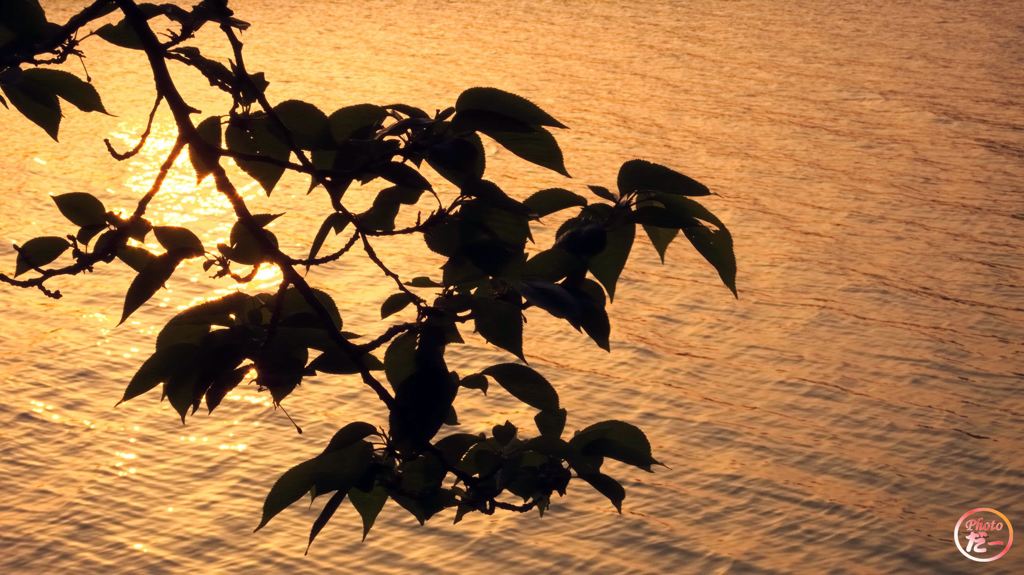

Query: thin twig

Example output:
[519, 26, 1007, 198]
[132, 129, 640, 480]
[114, 0, 395, 409]
[289, 229, 360, 267]
[104, 93, 163, 160]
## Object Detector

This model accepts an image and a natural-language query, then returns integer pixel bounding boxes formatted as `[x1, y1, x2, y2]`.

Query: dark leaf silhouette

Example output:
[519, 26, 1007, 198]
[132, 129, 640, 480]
[588, 218, 634, 301]
[642, 225, 677, 263]
[349, 484, 388, 541]
[116, 245, 155, 272]
[471, 119, 569, 176]
[618, 159, 710, 196]
[472, 294, 524, 360]
[307, 489, 346, 553]
[96, 18, 144, 49]
[24, 69, 107, 114]
[570, 420, 659, 471]
[580, 472, 625, 512]
[0, 1, 742, 545]
[307, 212, 349, 264]
[120, 252, 184, 324]
[483, 363, 559, 411]
[328, 104, 385, 142]
[2, 75, 61, 140]
[524, 188, 587, 217]
[154, 226, 204, 256]
[273, 100, 329, 149]
[120, 344, 197, 404]
[588, 185, 617, 202]
[190, 116, 221, 181]
[15, 236, 68, 276]
[456, 87, 566, 129]
[257, 441, 373, 531]
[52, 192, 106, 228]
[535, 408, 567, 438]
[225, 115, 289, 194]
[380, 292, 414, 318]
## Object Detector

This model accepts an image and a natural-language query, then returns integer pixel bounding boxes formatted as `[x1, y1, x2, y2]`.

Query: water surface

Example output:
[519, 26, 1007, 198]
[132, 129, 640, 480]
[1, 1, 1022, 573]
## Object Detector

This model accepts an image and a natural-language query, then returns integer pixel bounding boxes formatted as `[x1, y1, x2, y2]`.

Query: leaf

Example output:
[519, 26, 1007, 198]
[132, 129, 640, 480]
[380, 292, 413, 319]
[435, 433, 482, 466]
[570, 420, 659, 471]
[588, 219, 634, 301]
[572, 280, 611, 351]
[459, 373, 488, 394]
[280, 286, 342, 329]
[0, 1, 48, 45]
[618, 159, 709, 197]
[164, 369, 198, 422]
[273, 99, 329, 149]
[482, 363, 559, 411]
[684, 224, 737, 297]
[518, 280, 582, 328]
[52, 192, 106, 227]
[119, 344, 198, 404]
[205, 365, 249, 413]
[306, 349, 354, 373]
[120, 252, 182, 324]
[521, 248, 584, 283]
[306, 489, 346, 554]
[76, 223, 105, 245]
[190, 115, 221, 181]
[95, 18, 143, 49]
[426, 134, 486, 186]
[389, 487, 450, 526]
[23, 69, 106, 113]
[523, 188, 587, 218]
[153, 226, 203, 256]
[225, 116, 289, 194]
[384, 331, 417, 388]
[255, 457, 319, 531]
[2, 78, 61, 140]
[225, 219, 279, 265]
[349, 484, 388, 541]
[535, 408, 567, 438]
[492, 420, 517, 445]
[389, 368, 460, 451]
[328, 103, 385, 142]
[554, 221, 607, 258]
[307, 212, 349, 264]
[325, 421, 378, 452]
[116, 245, 155, 272]
[658, 195, 737, 296]
[472, 295, 524, 361]
[14, 236, 69, 276]
[581, 473, 625, 512]
[643, 225, 677, 263]
[423, 217, 462, 257]
[588, 185, 617, 202]
[257, 441, 374, 532]
[406, 276, 442, 288]
[456, 87, 566, 129]
[479, 120, 569, 176]
[377, 161, 432, 191]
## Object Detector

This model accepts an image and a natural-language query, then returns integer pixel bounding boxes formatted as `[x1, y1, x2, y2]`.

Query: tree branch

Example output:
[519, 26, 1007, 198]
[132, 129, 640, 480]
[113, 0, 395, 409]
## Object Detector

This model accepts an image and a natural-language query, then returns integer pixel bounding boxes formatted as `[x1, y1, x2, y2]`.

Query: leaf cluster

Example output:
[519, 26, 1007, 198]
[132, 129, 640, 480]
[0, 0, 737, 546]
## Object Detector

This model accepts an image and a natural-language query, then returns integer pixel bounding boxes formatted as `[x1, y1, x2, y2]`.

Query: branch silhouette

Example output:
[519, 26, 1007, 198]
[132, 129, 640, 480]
[0, 0, 737, 548]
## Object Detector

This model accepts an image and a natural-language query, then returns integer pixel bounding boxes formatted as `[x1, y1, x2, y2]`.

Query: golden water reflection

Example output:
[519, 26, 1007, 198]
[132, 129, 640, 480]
[111, 123, 285, 297]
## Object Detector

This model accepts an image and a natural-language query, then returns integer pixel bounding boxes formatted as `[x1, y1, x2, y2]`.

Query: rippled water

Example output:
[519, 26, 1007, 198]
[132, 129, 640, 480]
[1, 1, 1022, 573]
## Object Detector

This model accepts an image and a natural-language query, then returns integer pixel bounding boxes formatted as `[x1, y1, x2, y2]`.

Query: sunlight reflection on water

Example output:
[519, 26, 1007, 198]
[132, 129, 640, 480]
[0, 1, 1022, 574]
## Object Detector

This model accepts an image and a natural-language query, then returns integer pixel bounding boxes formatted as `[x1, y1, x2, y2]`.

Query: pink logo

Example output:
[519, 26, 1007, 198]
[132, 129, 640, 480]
[954, 507, 1013, 562]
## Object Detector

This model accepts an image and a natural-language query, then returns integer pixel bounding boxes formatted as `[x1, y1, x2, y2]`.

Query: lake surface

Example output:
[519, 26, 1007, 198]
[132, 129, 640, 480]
[1, 1, 1022, 573]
